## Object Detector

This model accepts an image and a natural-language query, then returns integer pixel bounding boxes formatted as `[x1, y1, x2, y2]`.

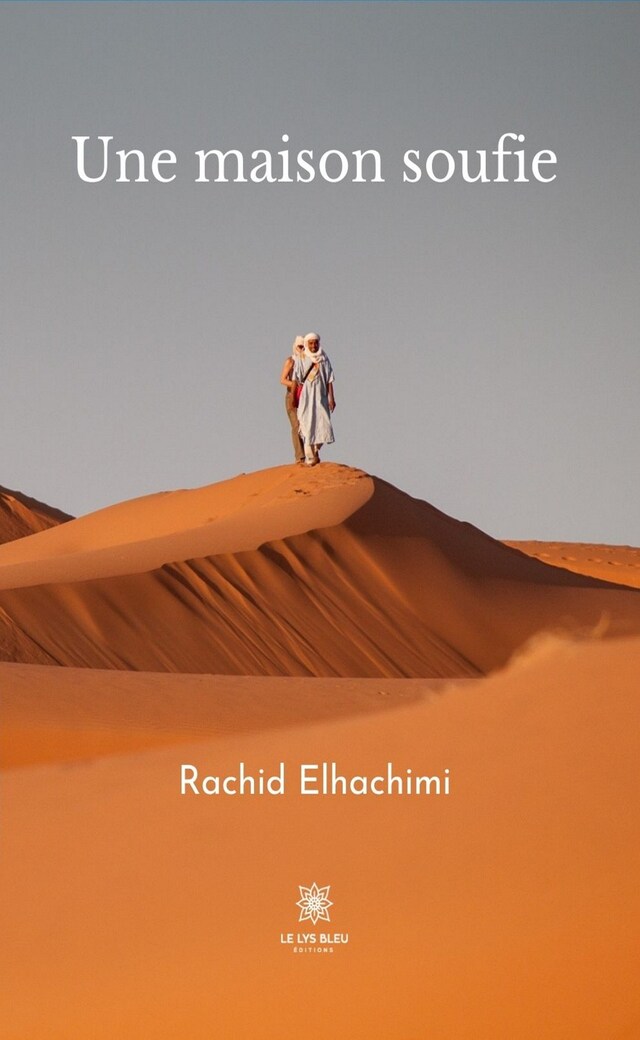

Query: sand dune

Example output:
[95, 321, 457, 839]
[507, 539, 640, 588]
[0, 485, 71, 546]
[0, 464, 639, 676]
[2, 634, 638, 1039]
[3, 468, 638, 1037]
[0, 464, 372, 587]
[0, 665, 458, 769]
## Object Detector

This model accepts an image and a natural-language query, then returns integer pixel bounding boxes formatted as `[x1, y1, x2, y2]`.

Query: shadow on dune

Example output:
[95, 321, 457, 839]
[0, 485, 72, 546]
[0, 469, 638, 677]
[349, 477, 637, 589]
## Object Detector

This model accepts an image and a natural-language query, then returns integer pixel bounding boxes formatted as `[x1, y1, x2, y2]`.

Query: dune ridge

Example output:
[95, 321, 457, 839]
[0, 464, 638, 677]
[507, 539, 640, 588]
[0, 485, 71, 546]
[0, 464, 373, 588]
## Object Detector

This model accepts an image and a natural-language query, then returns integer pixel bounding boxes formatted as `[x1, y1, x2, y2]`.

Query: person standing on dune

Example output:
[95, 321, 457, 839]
[280, 335, 306, 463]
[294, 332, 336, 466]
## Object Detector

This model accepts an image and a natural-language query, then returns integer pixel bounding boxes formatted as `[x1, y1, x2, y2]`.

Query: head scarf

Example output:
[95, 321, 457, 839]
[292, 335, 305, 358]
[303, 332, 326, 363]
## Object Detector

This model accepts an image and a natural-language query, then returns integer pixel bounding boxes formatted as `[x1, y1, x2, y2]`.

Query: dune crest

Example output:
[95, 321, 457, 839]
[0, 463, 372, 588]
[506, 540, 640, 589]
[0, 464, 638, 677]
[0, 485, 71, 546]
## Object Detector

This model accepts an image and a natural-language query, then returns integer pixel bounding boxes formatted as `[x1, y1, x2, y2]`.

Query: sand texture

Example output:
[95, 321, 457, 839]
[0, 485, 71, 546]
[507, 539, 640, 588]
[2, 465, 639, 1038]
[0, 464, 638, 676]
[2, 634, 639, 1039]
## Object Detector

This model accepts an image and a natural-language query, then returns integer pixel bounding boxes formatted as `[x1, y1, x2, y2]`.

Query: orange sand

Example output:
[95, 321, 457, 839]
[0, 485, 70, 545]
[0, 464, 639, 676]
[1, 635, 639, 1039]
[507, 539, 640, 588]
[2, 466, 639, 1038]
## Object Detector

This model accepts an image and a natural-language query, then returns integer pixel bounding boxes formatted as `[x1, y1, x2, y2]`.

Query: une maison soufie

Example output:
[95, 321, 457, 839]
[73, 132, 557, 185]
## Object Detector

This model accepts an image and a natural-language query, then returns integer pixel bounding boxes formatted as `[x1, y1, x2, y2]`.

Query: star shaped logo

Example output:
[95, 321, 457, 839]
[296, 883, 333, 925]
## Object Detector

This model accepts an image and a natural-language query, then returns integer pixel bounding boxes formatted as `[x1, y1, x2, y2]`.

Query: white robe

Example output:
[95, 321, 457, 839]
[294, 355, 335, 447]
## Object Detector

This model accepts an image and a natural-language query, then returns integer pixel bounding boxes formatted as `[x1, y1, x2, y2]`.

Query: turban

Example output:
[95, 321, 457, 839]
[303, 332, 326, 363]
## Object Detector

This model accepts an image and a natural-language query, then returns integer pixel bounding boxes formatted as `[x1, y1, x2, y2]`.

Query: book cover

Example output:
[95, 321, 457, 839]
[1, 3, 639, 1038]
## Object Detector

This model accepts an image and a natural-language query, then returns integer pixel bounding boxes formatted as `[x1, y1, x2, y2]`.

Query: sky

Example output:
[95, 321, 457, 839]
[1, 1, 638, 542]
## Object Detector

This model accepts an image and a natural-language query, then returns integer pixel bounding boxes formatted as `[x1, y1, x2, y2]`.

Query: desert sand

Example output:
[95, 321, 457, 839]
[0, 485, 71, 546]
[1, 464, 639, 1039]
[0, 463, 639, 675]
[507, 538, 640, 589]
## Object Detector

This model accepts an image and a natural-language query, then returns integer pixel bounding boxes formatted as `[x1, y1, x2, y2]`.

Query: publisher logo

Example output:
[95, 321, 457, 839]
[296, 882, 333, 925]
[279, 882, 349, 954]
